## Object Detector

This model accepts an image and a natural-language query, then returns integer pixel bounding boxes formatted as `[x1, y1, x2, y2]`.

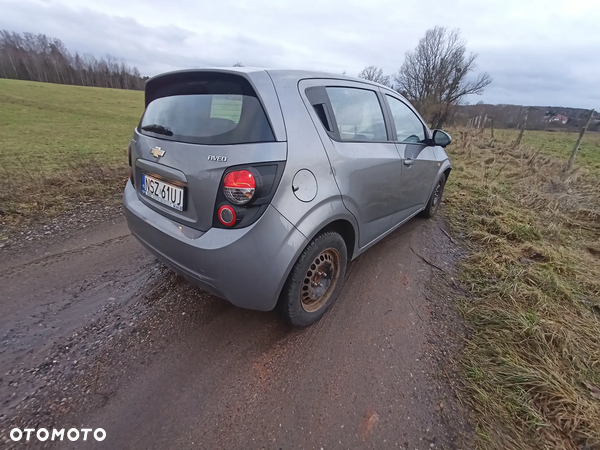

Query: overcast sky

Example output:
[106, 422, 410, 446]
[1, 0, 598, 108]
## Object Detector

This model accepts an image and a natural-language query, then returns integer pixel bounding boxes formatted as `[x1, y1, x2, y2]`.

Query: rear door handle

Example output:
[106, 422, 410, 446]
[404, 158, 414, 166]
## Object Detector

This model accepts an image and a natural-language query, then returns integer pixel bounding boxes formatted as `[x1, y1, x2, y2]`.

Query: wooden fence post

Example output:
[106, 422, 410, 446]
[512, 107, 530, 149]
[566, 109, 595, 171]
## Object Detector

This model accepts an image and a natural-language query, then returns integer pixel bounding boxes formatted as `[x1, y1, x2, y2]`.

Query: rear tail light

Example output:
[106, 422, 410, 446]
[213, 162, 284, 230]
[218, 205, 237, 226]
[223, 170, 256, 205]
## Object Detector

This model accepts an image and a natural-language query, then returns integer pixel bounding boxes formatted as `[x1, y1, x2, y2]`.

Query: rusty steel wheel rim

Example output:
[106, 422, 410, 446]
[300, 248, 341, 313]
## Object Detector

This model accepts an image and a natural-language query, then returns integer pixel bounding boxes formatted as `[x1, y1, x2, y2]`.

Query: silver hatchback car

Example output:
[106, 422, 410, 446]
[123, 68, 452, 326]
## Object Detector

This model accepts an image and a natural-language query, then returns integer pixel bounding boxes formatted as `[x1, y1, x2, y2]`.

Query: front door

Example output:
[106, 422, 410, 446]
[383, 94, 439, 222]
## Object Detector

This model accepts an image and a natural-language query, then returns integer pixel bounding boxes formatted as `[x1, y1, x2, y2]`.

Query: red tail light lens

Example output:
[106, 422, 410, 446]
[223, 170, 256, 205]
[218, 205, 236, 226]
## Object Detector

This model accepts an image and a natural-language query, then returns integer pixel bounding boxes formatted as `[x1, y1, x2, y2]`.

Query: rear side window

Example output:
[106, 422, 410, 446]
[325, 87, 387, 142]
[385, 95, 427, 143]
[140, 75, 274, 145]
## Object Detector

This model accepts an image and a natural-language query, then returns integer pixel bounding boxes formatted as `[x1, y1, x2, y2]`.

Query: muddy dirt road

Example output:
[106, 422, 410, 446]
[0, 214, 469, 449]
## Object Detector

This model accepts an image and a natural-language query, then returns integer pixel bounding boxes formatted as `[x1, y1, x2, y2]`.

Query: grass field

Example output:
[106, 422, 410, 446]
[445, 129, 600, 449]
[493, 128, 600, 171]
[0, 79, 143, 224]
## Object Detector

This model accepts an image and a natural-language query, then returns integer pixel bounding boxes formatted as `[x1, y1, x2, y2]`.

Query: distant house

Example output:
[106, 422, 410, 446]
[549, 114, 568, 124]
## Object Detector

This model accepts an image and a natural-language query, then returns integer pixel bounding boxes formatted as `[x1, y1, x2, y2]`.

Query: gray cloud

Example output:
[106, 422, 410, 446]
[1, 0, 598, 109]
[472, 45, 600, 108]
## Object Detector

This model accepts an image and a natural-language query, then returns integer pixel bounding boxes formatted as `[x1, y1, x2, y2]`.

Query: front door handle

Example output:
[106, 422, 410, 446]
[404, 158, 414, 166]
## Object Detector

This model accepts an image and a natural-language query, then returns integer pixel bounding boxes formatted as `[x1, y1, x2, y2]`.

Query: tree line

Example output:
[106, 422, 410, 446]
[0, 30, 146, 90]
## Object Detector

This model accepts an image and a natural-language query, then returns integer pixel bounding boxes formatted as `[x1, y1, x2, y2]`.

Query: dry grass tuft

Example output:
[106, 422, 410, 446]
[445, 128, 600, 449]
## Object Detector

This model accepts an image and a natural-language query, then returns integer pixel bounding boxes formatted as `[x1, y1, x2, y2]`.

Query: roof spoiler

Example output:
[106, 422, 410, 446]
[144, 69, 257, 108]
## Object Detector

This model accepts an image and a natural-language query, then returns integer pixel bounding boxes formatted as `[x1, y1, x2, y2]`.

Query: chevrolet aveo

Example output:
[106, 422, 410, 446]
[123, 68, 452, 326]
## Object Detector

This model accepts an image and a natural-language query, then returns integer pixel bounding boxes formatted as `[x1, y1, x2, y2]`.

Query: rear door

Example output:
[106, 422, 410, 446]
[302, 81, 404, 248]
[131, 71, 286, 232]
[383, 93, 439, 219]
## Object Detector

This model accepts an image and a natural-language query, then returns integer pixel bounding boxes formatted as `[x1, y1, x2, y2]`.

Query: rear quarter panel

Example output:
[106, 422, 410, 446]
[267, 73, 359, 255]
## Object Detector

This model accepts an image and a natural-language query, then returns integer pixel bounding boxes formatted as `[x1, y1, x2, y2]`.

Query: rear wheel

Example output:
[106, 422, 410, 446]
[420, 174, 446, 218]
[277, 232, 347, 327]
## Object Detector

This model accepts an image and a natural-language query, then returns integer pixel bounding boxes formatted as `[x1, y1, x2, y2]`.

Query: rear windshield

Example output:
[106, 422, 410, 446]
[140, 75, 275, 145]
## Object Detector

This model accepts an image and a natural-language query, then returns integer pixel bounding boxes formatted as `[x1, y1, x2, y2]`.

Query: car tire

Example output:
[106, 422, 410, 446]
[277, 231, 347, 327]
[420, 174, 446, 218]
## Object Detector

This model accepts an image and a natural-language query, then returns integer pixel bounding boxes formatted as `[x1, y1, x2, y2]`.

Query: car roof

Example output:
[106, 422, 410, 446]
[147, 67, 391, 90]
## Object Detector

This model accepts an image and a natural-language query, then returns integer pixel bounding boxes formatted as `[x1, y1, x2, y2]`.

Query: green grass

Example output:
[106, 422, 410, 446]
[0, 79, 143, 172]
[0, 79, 143, 224]
[445, 129, 600, 449]
[493, 128, 600, 171]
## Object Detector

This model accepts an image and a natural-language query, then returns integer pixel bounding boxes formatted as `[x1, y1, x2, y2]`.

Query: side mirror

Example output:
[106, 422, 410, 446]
[432, 130, 452, 147]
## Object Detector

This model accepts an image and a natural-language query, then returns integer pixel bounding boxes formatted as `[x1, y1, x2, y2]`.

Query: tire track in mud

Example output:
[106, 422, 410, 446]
[0, 235, 131, 280]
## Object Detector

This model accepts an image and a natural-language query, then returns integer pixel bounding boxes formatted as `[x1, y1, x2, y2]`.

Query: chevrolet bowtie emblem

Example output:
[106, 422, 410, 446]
[150, 147, 165, 158]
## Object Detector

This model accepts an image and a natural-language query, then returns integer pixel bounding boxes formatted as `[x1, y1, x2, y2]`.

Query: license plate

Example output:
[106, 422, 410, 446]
[141, 174, 185, 211]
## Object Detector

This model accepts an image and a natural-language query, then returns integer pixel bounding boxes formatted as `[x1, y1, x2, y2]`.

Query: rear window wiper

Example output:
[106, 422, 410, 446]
[141, 124, 173, 136]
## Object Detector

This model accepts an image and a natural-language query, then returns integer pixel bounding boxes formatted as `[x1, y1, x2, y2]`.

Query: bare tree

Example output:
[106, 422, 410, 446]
[358, 65, 390, 87]
[394, 26, 491, 129]
[233, 62, 244, 67]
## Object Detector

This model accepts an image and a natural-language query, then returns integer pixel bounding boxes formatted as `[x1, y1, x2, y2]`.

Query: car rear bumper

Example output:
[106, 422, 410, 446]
[123, 181, 307, 311]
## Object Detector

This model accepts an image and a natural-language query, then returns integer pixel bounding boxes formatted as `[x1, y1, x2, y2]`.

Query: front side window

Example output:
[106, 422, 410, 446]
[385, 95, 427, 144]
[325, 87, 387, 142]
